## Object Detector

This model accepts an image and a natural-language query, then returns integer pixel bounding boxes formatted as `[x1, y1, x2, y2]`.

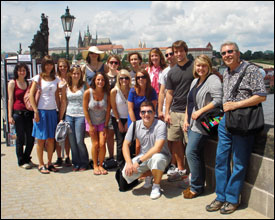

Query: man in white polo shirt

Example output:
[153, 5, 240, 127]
[122, 101, 171, 200]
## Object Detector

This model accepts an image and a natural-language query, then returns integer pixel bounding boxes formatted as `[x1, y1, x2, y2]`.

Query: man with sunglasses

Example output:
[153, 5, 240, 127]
[206, 41, 266, 214]
[122, 101, 171, 200]
[165, 40, 194, 182]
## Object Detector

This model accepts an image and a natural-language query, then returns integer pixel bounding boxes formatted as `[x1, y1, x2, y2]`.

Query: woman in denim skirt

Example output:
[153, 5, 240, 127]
[30, 55, 63, 174]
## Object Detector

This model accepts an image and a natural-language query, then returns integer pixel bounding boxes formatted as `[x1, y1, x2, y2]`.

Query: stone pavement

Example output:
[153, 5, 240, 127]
[1, 128, 269, 219]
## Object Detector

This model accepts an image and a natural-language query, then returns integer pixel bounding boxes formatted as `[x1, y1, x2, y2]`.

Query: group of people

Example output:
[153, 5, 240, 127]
[8, 40, 267, 214]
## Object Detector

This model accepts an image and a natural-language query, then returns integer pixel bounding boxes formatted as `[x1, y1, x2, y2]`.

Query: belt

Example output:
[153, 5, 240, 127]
[13, 110, 33, 117]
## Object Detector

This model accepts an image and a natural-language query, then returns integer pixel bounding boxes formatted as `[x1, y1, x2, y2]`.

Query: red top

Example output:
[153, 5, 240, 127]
[13, 80, 27, 110]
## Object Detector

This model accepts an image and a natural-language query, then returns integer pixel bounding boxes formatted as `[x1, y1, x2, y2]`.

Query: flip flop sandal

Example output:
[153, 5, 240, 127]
[93, 168, 101, 175]
[47, 164, 59, 172]
[99, 168, 108, 175]
[38, 166, 50, 174]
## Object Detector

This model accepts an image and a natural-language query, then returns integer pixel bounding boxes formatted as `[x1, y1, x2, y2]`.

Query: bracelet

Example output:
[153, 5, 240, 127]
[116, 118, 120, 123]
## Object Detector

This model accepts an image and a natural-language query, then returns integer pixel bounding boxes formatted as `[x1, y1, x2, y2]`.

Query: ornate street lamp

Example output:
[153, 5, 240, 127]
[61, 6, 75, 60]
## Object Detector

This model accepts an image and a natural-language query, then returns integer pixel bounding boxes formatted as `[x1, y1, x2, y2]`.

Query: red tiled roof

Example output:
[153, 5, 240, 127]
[125, 47, 211, 52]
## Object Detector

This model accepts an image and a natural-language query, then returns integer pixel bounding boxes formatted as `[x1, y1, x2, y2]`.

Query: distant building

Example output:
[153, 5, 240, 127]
[124, 42, 213, 61]
[78, 26, 112, 48]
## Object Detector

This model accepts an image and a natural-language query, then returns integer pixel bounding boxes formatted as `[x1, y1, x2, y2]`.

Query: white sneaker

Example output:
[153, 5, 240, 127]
[150, 184, 162, 200]
[21, 163, 32, 169]
[167, 169, 187, 182]
[142, 176, 153, 189]
[167, 164, 178, 176]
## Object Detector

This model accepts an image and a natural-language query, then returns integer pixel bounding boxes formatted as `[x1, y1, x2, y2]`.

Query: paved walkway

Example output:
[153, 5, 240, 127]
[1, 125, 269, 219]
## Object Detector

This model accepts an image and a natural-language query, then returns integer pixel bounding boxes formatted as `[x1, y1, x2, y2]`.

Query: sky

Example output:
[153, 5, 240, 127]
[1, 1, 274, 54]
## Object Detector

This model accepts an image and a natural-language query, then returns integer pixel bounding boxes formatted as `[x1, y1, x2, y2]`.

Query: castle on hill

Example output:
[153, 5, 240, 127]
[78, 26, 112, 48]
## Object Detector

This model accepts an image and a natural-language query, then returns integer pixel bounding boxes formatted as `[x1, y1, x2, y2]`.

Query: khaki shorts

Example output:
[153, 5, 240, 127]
[167, 111, 188, 144]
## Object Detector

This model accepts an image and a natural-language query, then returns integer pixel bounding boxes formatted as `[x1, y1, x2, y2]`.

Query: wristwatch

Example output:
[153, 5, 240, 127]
[116, 118, 120, 123]
[137, 158, 143, 165]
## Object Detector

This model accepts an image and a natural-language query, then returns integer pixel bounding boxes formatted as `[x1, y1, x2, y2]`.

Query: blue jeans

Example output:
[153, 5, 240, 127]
[65, 115, 89, 169]
[186, 129, 207, 194]
[215, 115, 254, 204]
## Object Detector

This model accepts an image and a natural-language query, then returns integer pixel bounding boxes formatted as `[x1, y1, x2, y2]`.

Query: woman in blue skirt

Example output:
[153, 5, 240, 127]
[30, 55, 63, 174]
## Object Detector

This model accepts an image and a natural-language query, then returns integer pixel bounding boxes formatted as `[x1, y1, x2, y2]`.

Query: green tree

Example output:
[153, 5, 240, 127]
[75, 52, 82, 60]
[252, 51, 264, 60]
[242, 50, 252, 60]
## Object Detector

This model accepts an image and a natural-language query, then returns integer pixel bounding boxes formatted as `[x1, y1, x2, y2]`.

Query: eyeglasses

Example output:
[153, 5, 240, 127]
[165, 52, 174, 58]
[110, 61, 119, 65]
[136, 75, 146, 80]
[119, 76, 130, 80]
[221, 50, 235, 56]
[141, 110, 153, 115]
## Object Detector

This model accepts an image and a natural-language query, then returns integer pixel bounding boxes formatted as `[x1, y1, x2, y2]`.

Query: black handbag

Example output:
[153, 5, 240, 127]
[193, 74, 224, 135]
[225, 64, 265, 136]
[115, 121, 139, 192]
[196, 107, 224, 135]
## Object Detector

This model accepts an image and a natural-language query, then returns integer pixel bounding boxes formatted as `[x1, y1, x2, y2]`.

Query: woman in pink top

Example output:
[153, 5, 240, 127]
[146, 48, 167, 96]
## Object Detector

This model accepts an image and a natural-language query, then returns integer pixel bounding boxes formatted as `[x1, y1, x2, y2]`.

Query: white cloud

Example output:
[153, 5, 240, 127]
[1, 1, 274, 54]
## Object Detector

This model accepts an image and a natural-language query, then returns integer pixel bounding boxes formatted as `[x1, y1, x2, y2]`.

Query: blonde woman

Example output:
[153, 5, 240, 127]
[182, 54, 222, 198]
[110, 69, 132, 168]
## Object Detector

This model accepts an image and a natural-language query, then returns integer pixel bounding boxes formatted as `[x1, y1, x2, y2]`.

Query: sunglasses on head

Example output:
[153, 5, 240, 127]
[72, 64, 80, 68]
[221, 50, 235, 56]
[141, 110, 153, 115]
[119, 76, 130, 80]
[110, 61, 119, 65]
[165, 52, 174, 58]
[136, 75, 146, 80]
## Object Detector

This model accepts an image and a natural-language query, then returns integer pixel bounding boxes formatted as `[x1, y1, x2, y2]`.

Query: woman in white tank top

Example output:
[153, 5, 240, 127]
[110, 69, 132, 168]
[83, 72, 111, 175]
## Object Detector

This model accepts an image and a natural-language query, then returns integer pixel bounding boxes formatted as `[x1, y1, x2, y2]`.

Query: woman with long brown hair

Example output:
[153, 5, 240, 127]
[127, 69, 157, 128]
[83, 72, 111, 175]
[30, 55, 63, 174]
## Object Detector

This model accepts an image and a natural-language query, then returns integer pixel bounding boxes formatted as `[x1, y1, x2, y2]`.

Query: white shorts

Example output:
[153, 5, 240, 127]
[122, 153, 171, 184]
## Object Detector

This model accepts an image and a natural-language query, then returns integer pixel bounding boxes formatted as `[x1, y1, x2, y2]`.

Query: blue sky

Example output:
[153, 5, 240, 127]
[1, 1, 274, 53]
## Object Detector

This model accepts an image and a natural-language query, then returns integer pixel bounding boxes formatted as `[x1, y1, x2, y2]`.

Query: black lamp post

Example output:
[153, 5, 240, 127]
[61, 6, 75, 60]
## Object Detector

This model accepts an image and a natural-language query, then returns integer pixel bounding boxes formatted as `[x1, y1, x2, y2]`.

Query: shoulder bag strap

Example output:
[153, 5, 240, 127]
[131, 121, 136, 143]
[230, 63, 252, 99]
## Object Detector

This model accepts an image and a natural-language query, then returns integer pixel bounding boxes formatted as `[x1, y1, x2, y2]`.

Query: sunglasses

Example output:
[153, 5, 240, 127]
[136, 75, 146, 80]
[165, 52, 174, 58]
[71, 64, 80, 68]
[119, 76, 130, 80]
[110, 61, 119, 65]
[221, 50, 235, 56]
[140, 110, 153, 115]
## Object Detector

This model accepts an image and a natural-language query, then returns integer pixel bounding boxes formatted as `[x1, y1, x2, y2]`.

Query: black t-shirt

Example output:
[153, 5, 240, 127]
[108, 75, 117, 90]
[166, 60, 194, 112]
